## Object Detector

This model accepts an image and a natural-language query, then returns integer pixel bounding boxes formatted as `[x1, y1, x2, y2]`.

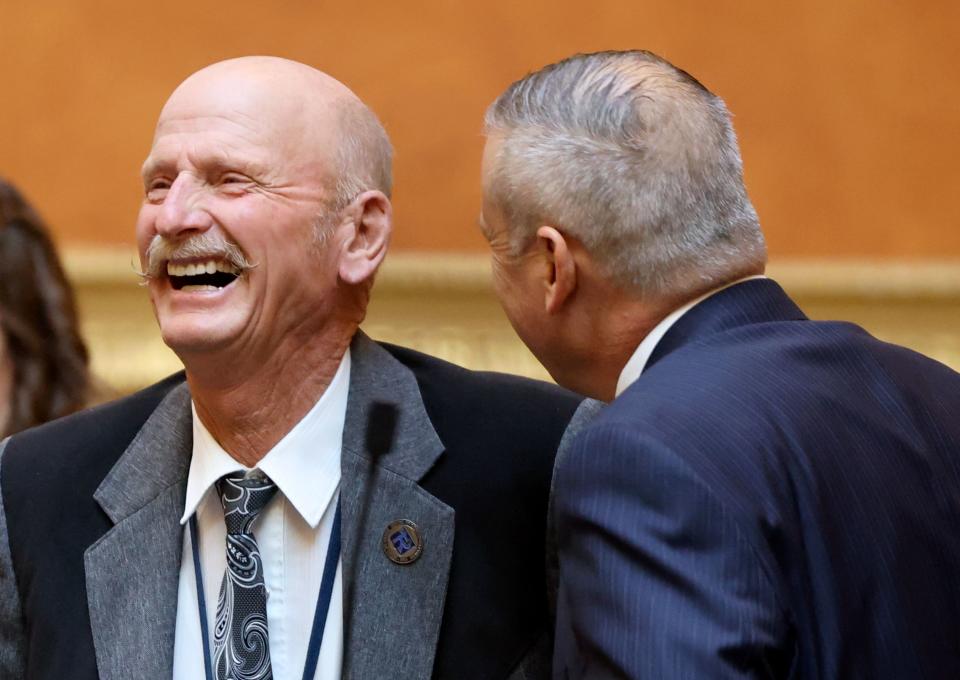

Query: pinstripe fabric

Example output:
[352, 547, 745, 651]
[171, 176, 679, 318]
[552, 279, 960, 679]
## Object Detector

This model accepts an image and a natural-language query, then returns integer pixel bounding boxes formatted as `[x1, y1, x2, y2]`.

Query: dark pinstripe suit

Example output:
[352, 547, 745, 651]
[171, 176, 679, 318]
[552, 278, 960, 679]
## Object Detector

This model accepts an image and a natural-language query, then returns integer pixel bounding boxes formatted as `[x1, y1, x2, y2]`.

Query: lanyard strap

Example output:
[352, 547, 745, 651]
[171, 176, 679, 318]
[190, 495, 343, 680]
[301, 496, 342, 680]
[189, 513, 215, 680]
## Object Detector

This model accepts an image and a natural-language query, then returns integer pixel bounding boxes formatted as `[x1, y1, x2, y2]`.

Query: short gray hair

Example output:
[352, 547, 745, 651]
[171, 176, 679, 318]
[484, 50, 766, 298]
[314, 98, 394, 246]
[333, 97, 393, 207]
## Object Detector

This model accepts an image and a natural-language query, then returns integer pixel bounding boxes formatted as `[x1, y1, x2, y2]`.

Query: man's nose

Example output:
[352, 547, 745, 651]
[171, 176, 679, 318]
[155, 173, 213, 237]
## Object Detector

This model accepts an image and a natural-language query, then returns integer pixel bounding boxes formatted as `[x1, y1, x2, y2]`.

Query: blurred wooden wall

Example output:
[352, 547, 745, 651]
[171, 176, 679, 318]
[4, 2, 960, 391]
[2, 0, 959, 257]
[67, 251, 960, 392]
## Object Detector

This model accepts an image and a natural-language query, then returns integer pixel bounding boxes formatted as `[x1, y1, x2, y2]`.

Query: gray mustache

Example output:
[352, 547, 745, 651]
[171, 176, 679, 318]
[141, 232, 256, 279]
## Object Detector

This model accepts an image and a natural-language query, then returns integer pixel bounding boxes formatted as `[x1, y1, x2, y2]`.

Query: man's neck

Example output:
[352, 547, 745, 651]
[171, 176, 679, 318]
[579, 271, 767, 400]
[558, 276, 727, 401]
[553, 298, 666, 402]
[183, 328, 355, 467]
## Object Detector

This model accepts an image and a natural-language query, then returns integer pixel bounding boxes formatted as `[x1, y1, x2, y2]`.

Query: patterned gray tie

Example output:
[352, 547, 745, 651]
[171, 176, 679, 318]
[214, 470, 278, 680]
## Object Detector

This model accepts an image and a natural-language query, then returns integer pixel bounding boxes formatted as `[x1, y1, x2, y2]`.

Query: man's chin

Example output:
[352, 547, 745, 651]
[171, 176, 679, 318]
[160, 325, 239, 359]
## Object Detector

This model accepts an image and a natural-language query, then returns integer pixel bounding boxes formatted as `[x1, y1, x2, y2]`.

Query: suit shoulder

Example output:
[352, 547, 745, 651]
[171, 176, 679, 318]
[381, 342, 585, 490]
[2, 372, 186, 484]
[382, 342, 584, 426]
[380, 345, 581, 677]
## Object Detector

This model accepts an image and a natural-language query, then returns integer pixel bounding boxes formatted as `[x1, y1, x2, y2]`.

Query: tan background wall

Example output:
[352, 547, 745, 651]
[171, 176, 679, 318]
[70, 254, 960, 393]
[2, 0, 959, 257]
[5, 2, 960, 393]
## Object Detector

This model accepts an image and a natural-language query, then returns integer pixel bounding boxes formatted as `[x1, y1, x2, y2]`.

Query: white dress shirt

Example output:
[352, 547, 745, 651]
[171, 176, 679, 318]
[615, 277, 766, 397]
[172, 349, 351, 680]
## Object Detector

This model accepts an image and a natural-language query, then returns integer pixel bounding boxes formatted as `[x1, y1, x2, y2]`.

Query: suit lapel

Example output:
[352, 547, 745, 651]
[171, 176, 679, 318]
[84, 383, 192, 680]
[82, 337, 452, 679]
[340, 333, 453, 680]
[646, 278, 808, 371]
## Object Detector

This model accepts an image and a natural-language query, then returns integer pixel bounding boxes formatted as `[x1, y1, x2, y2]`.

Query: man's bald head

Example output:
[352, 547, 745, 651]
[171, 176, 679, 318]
[136, 55, 395, 387]
[155, 56, 392, 211]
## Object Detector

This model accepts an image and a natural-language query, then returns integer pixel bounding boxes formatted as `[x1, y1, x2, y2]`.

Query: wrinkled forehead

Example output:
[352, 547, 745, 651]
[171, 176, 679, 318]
[149, 68, 343, 171]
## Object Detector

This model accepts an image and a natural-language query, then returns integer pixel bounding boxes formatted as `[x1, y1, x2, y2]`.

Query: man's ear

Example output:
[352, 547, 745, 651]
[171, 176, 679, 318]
[338, 190, 392, 285]
[536, 226, 577, 314]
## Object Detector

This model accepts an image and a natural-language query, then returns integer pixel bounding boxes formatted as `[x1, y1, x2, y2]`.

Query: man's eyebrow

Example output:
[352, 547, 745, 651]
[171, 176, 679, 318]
[140, 154, 268, 181]
[140, 157, 168, 180]
[203, 154, 268, 177]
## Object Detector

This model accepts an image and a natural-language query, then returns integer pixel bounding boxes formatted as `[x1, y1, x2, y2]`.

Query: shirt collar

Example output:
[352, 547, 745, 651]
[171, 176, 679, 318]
[180, 348, 351, 528]
[615, 276, 766, 397]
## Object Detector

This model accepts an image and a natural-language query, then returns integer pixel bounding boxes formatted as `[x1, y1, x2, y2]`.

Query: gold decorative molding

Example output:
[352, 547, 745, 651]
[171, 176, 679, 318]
[61, 248, 960, 394]
[64, 249, 960, 296]
[766, 259, 960, 300]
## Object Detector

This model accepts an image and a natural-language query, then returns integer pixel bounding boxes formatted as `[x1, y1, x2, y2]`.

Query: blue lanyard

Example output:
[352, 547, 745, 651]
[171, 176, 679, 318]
[189, 495, 343, 680]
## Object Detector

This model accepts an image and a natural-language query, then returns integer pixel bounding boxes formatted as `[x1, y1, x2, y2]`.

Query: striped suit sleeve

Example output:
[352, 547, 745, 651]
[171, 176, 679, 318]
[553, 423, 793, 679]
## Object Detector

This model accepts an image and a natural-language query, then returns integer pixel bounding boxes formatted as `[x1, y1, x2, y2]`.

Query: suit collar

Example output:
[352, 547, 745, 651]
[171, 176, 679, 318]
[90, 331, 443, 523]
[85, 333, 453, 680]
[92, 381, 192, 524]
[341, 331, 445, 480]
[181, 349, 351, 529]
[646, 278, 808, 371]
[86, 381, 192, 680]
[339, 331, 453, 679]
[616, 275, 767, 395]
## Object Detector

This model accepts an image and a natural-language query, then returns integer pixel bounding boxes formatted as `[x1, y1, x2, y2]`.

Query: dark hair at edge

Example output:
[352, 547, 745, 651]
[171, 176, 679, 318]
[0, 178, 91, 437]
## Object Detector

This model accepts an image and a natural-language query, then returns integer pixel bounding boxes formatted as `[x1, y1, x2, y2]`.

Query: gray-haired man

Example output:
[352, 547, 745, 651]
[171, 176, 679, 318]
[478, 50, 960, 679]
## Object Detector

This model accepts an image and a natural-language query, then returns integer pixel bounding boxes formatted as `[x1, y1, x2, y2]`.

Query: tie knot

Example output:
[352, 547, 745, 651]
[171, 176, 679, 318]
[216, 470, 278, 535]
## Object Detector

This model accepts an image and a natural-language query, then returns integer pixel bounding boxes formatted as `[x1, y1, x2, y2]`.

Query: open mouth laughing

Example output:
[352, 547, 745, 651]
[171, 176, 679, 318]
[166, 259, 241, 291]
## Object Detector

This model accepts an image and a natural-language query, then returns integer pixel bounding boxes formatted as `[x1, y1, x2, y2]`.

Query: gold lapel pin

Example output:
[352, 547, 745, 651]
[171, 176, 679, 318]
[382, 519, 423, 565]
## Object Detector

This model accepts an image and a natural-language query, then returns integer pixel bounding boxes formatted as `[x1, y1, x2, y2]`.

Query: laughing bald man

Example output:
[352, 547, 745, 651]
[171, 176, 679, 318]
[0, 57, 598, 680]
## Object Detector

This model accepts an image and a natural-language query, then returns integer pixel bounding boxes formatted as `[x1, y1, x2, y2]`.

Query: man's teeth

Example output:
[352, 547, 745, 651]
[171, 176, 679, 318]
[166, 260, 240, 277]
[181, 284, 219, 292]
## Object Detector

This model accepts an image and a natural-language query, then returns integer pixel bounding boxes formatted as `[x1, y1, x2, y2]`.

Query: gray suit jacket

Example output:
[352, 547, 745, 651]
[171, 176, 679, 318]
[0, 334, 598, 679]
